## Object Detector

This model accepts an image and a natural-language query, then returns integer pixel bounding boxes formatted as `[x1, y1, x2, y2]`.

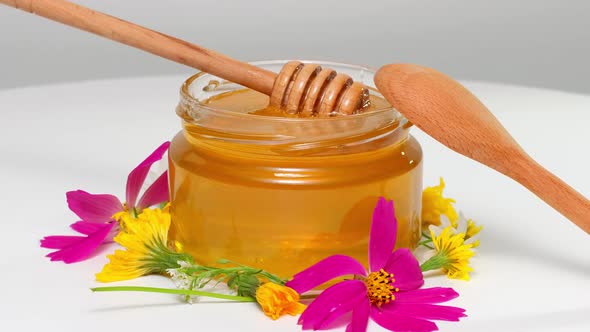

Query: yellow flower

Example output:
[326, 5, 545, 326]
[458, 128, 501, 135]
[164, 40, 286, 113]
[96, 207, 192, 282]
[112, 209, 134, 230]
[255, 283, 306, 320]
[430, 212, 483, 248]
[466, 218, 483, 246]
[422, 178, 458, 227]
[422, 227, 475, 281]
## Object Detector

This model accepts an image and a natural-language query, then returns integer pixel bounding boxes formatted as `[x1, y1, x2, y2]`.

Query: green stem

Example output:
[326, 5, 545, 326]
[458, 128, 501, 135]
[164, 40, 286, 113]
[91, 286, 256, 302]
[417, 239, 433, 246]
[258, 271, 286, 285]
[420, 253, 449, 272]
[215, 259, 286, 285]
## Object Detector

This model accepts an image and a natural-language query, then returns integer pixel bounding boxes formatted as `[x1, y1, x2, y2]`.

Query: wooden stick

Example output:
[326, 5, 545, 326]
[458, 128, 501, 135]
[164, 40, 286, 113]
[0, 0, 276, 94]
[0, 0, 371, 116]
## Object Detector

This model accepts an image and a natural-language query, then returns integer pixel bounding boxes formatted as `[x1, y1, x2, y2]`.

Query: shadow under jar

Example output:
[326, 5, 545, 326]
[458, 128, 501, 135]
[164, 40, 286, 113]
[169, 61, 423, 278]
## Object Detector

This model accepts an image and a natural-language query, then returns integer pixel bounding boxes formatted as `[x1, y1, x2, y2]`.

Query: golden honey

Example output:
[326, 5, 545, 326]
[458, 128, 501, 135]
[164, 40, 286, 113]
[169, 61, 423, 278]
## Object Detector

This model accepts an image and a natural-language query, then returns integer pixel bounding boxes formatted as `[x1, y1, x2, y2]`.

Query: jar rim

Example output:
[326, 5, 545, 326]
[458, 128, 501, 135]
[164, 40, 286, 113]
[179, 60, 405, 125]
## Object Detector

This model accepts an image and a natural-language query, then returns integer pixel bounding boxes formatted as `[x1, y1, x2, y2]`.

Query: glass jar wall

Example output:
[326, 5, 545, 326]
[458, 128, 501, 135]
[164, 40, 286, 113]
[169, 61, 423, 278]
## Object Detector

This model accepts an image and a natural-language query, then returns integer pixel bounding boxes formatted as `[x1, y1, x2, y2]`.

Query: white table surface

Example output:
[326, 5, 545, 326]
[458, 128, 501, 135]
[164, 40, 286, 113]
[0, 76, 588, 331]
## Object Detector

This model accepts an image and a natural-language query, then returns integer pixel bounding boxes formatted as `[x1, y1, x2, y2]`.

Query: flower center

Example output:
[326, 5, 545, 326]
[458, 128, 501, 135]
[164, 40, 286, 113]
[365, 269, 399, 307]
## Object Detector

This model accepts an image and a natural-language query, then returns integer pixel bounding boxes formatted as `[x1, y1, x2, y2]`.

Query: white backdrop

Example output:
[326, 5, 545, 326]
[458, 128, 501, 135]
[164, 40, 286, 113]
[1, 0, 589, 93]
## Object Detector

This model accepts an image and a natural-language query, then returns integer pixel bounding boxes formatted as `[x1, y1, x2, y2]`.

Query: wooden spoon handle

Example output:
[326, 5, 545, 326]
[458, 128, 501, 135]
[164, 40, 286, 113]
[0, 0, 276, 94]
[514, 156, 590, 233]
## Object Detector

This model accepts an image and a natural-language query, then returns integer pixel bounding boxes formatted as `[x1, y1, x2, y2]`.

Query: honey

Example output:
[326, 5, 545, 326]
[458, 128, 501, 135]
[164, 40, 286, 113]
[201, 88, 391, 117]
[169, 61, 423, 278]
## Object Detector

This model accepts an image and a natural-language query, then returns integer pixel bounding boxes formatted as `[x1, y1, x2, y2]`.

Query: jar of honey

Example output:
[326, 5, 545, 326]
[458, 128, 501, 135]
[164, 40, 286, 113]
[169, 61, 423, 277]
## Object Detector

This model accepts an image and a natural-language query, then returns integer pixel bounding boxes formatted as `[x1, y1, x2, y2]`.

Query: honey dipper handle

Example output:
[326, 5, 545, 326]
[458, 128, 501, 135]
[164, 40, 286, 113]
[513, 156, 590, 233]
[0, 0, 276, 94]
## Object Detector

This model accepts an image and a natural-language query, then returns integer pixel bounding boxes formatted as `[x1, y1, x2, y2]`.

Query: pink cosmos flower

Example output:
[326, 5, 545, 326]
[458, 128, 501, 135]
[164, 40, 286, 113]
[40, 142, 170, 263]
[286, 197, 466, 332]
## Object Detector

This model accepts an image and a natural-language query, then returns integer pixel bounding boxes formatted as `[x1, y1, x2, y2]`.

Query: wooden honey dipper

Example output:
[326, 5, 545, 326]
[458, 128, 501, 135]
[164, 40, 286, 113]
[0, 0, 368, 116]
[3, 0, 589, 233]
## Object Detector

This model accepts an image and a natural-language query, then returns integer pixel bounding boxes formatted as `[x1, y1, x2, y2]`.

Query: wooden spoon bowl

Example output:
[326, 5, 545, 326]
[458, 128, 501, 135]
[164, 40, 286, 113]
[375, 64, 590, 233]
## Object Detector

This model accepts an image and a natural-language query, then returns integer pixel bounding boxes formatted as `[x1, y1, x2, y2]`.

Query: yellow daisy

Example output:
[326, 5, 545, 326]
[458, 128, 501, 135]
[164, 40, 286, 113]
[421, 227, 475, 281]
[466, 218, 483, 246]
[422, 178, 459, 227]
[96, 206, 192, 282]
[430, 212, 483, 248]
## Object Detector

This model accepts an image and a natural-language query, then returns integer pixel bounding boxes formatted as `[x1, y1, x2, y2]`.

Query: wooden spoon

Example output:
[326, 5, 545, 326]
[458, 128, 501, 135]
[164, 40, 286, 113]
[375, 64, 590, 234]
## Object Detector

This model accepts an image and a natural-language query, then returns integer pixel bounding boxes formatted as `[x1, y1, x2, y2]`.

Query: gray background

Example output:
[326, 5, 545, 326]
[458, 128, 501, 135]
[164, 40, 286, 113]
[1, 0, 589, 93]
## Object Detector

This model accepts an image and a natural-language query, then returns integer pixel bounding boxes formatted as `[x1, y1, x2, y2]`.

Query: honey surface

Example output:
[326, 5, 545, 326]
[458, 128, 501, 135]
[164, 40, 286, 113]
[169, 89, 423, 278]
[202, 88, 391, 117]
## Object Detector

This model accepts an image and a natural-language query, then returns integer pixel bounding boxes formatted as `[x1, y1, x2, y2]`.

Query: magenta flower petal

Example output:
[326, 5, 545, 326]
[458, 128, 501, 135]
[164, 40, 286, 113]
[371, 308, 438, 332]
[346, 296, 370, 332]
[395, 287, 459, 304]
[317, 291, 367, 329]
[137, 170, 169, 210]
[70, 220, 109, 235]
[126, 142, 170, 209]
[286, 254, 367, 294]
[66, 190, 123, 223]
[40, 236, 83, 249]
[385, 302, 466, 322]
[298, 280, 366, 330]
[45, 223, 114, 263]
[383, 248, 424, 291]
[71, 220, 118, 243]
[369, 197, 397, 272]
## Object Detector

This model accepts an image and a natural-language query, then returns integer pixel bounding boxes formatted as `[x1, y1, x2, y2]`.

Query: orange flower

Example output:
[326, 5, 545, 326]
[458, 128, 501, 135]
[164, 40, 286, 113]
[255, 283, 306, 320]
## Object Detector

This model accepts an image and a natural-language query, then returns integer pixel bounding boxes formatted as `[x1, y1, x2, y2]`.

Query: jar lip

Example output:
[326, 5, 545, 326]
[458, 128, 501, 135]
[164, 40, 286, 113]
[179, 59, 405, 124]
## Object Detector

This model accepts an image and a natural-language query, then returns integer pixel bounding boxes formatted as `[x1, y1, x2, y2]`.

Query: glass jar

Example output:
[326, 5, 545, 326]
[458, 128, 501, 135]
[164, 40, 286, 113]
[169, 61, 423, 278]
